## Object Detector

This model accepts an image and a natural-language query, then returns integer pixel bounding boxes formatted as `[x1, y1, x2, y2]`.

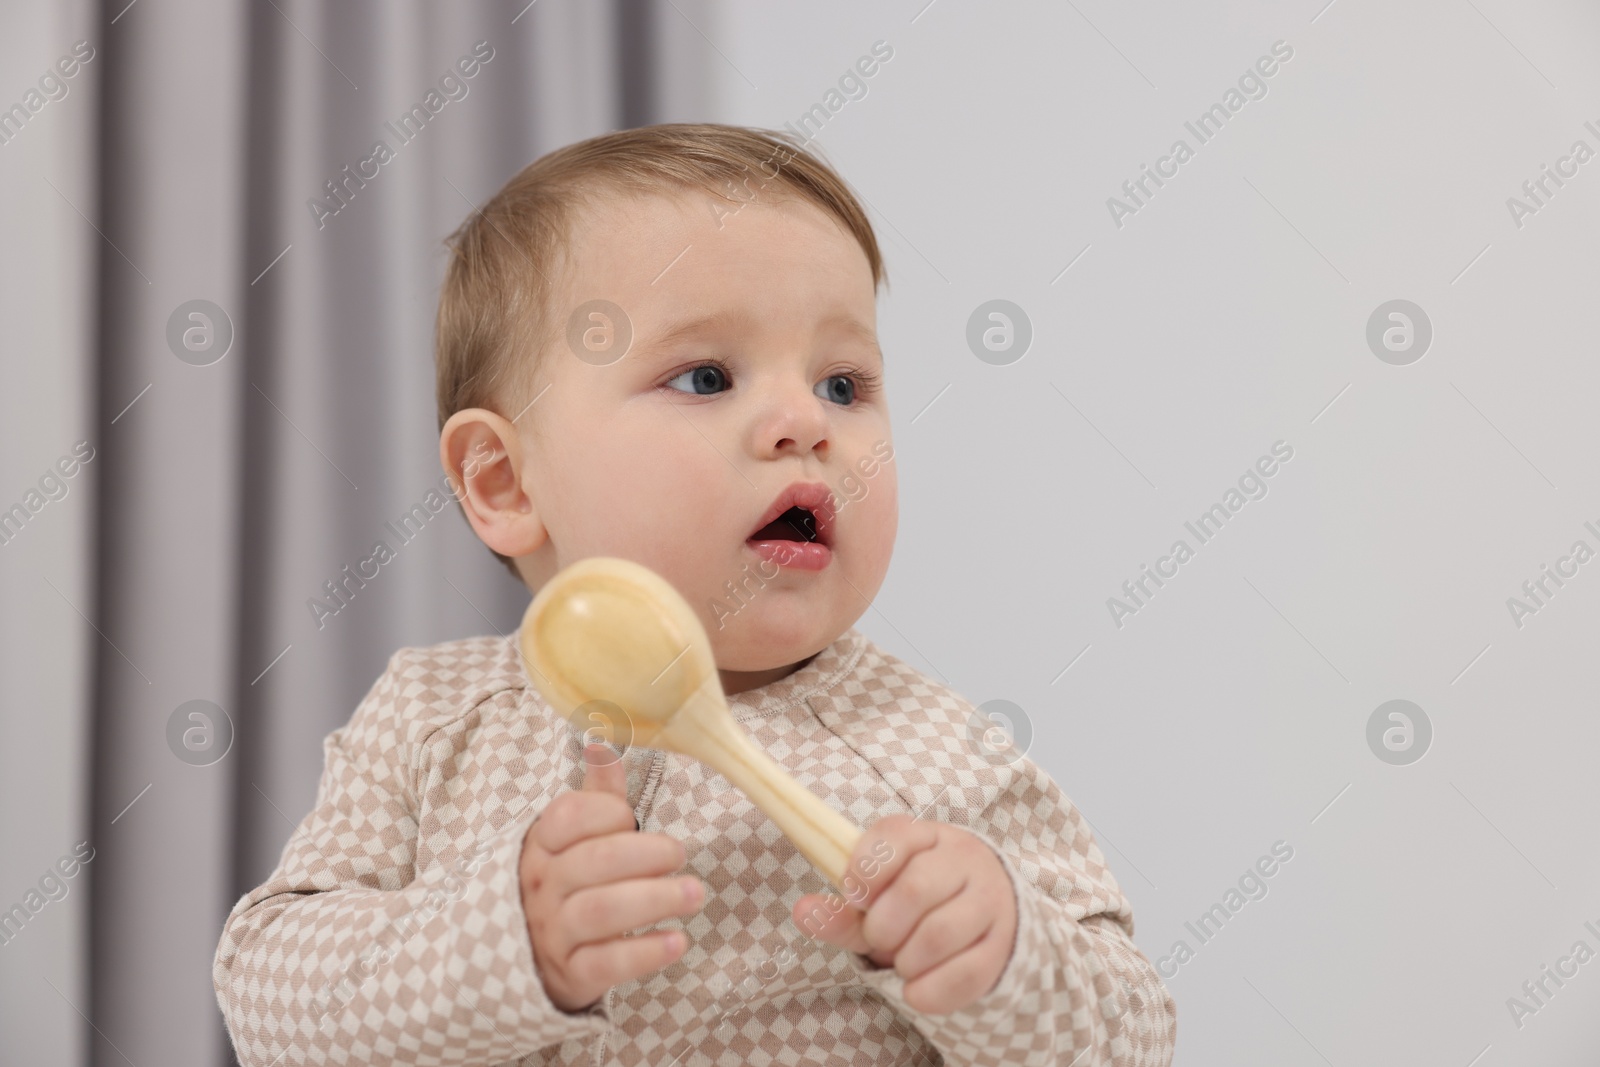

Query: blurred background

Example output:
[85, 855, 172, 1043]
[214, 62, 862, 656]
[3, 0, 1598, 1064]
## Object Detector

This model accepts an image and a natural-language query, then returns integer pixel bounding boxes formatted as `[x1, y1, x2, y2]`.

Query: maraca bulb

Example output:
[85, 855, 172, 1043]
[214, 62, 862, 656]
[520, 557, 720, 748]
[517, 555, 866, 893]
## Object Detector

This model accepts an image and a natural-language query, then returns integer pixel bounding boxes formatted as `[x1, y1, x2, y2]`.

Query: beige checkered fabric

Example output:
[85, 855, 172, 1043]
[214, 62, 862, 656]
[214, 626, 1176, 1065]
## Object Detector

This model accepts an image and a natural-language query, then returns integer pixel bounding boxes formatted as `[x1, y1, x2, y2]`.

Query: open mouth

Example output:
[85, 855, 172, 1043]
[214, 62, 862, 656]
[746, 482, 836, 551]
[750, 505, 822, 544]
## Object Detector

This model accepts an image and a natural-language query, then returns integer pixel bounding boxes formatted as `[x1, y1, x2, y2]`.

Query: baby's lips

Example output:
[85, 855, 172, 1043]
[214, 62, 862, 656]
[748, 480, 838, 547]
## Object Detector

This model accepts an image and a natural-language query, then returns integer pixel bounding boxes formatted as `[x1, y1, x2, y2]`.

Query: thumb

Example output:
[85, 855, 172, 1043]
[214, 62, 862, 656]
[580, 741, 637, 828]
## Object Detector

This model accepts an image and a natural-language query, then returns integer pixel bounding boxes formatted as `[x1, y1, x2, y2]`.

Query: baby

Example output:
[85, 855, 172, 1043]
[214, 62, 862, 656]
[214, 123, 1176, 1066]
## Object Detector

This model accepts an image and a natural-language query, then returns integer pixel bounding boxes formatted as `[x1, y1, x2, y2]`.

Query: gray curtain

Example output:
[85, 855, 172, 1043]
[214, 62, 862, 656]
[0, 1, 710, 1063]
[0, 2, 100, 1063]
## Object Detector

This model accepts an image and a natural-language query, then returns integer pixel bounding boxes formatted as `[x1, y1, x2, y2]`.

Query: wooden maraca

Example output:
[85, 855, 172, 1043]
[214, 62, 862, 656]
[518, 555, 864, 893]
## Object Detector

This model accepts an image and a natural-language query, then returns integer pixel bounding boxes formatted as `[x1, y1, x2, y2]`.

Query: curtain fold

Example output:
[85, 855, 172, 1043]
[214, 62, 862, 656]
[0, 3, 99, 1064]
[4, 2, 711, 1063]
[90, 0, 254, 1062]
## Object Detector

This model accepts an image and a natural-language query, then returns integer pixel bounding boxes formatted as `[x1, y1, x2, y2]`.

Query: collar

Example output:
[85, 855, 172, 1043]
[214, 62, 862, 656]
[725, 626, 868, 722]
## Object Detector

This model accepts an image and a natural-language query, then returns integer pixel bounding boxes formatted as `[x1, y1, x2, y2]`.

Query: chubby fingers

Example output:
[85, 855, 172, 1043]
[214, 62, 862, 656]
[529, 789, 636, 854]
[792, 815, 941, 959]
[856, 834, 971, 967]
[560, 867, 705, 950]
[842, 814, 940, 911]
[548, 828, 686, 898]
[793, 892, 897, 967]
[529, 747, 638, 856]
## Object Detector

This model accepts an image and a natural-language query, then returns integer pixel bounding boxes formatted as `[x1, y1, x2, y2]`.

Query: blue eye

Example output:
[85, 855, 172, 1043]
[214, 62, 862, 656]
[664, 363, 731, 395]
[661, 362, 879, 404]
[815, 375, 855, 405]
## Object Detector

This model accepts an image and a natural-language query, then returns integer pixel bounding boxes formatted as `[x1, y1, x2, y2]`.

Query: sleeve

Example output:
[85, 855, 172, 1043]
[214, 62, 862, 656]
[212, 650, 612, 1066]
[839, 754, 1177, 1067]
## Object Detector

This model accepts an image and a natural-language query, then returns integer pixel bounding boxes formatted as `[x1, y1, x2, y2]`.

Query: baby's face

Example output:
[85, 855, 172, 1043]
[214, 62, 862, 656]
[516, 189, 897, 692]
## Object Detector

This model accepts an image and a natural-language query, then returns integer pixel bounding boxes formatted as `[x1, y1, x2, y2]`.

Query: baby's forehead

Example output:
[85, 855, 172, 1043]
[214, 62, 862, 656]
[557, 190, 866, 291]
[566, 184, 815, 244]
[540, 186, 877, 363]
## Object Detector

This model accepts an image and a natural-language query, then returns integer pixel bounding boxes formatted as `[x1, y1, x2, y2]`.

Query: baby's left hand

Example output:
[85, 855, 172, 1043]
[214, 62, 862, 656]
[792, 814, 1018, 1015]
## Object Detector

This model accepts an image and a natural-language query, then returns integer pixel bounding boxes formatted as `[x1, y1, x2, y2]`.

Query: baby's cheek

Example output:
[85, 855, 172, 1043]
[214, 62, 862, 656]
[598, 459, 718, 551]
[849, 473, 897, 574]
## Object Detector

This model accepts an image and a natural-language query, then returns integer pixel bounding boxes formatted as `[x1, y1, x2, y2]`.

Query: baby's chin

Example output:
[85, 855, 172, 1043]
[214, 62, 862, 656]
[707, 611, 844, 675]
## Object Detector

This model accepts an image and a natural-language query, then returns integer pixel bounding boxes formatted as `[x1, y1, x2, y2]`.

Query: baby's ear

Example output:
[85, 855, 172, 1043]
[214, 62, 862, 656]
[439, 408, 546, 559]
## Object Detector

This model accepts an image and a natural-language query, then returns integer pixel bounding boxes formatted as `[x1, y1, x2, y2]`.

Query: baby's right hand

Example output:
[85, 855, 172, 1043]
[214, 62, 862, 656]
[519, 741, 705, 1013]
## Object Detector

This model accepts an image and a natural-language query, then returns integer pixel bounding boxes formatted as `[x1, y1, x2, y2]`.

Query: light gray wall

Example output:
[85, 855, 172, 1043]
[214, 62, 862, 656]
[691, 2, 1600, 1063]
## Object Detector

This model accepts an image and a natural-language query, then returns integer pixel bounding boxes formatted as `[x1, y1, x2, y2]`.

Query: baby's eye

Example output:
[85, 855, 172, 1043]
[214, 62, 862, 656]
[663, 363, 731, 395]
[815, 375, 856, 406]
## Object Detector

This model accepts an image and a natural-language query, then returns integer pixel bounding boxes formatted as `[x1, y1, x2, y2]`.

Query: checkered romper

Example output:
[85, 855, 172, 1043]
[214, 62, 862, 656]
[214, 627, 1176, 1065]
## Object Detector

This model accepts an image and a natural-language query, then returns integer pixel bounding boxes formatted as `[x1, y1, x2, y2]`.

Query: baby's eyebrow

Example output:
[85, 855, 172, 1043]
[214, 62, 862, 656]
[645, 309, 758, 353]
[830, 317, 883, 360]
[641, 309, 880, 360]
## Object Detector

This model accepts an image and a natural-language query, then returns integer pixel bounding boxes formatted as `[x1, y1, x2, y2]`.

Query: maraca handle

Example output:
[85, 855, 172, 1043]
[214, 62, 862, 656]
[663, 691, 863, 893]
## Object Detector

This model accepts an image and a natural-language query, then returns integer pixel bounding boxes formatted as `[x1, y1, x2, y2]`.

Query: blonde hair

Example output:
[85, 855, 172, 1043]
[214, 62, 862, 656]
[434, 122, 888, 579]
